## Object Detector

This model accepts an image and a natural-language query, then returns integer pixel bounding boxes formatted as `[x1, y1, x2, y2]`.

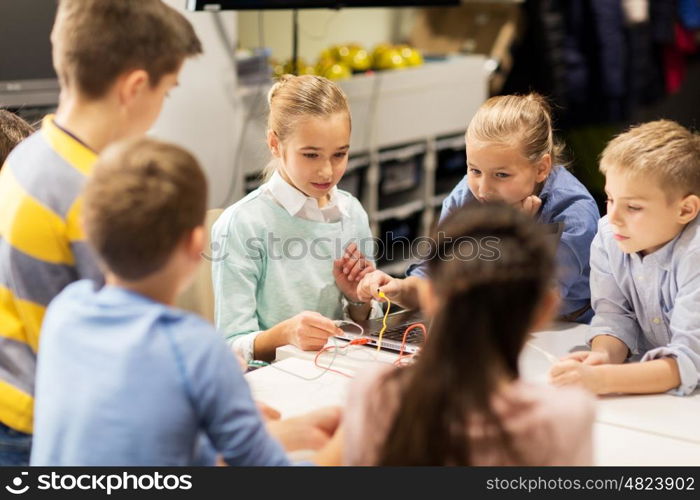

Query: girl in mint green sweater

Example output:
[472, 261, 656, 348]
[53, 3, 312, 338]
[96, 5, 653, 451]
[213, 75, 376, 362]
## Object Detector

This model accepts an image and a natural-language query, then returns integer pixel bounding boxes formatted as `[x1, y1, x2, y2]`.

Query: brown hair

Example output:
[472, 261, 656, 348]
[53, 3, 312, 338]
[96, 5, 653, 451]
[600, 120, 700, 198]
[376, 203, 556, 465]
[83, 138, 208, 281]
[467, 93, 564, 167]
[0, 110, 34, 167]
[263, 74, 351, 180]
[51, 0, 202, 99]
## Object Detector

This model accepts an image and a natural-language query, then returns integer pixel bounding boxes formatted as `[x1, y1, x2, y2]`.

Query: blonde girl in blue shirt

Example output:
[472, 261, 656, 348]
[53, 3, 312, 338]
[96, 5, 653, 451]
[212, 75, 376, 362]
[359, 94, 600, 323]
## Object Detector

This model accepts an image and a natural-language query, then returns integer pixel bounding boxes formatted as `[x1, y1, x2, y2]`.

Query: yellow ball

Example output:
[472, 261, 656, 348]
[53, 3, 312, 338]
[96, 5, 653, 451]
[329, 44, 346, 60]
[404, 49, 424, 66]
[319, 47, 336, 62]
[339, 46, 357, 66]
[396, 44, 411, 56]
[402, 47, 424, 67]
[315, 57, 336, 75]
[336, 45, 351, 61]
[283, 57, 309, 75]
[323, 63, 352, 81]
[340, 47, 373, 72]
[352, 49, 373, 72]
[375, 49, 406, 71]
[372, 43, 393, 60]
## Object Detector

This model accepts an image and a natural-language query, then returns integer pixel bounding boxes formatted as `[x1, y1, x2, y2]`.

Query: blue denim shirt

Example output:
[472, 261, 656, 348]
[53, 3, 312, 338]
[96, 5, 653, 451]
[408, 166, 600, 322]
[588, 215, 700, 396]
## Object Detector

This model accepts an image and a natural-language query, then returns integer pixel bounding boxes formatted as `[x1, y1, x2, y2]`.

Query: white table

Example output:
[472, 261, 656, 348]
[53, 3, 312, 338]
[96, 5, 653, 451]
[246, 322, 700, 465]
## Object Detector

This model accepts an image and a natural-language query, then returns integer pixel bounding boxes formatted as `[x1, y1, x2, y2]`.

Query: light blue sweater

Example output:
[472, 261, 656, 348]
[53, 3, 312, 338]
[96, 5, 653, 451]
[212, 188, 374, 360]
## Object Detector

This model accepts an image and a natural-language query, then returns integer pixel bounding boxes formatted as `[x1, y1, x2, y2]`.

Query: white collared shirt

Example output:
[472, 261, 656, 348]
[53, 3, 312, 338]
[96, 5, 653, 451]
[262, 171, 348, 223]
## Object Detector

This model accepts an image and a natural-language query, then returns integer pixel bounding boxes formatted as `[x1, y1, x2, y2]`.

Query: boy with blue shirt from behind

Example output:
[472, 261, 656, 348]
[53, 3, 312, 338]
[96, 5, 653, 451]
[31, 138, 341, 466]
[551, 120, 700, 396]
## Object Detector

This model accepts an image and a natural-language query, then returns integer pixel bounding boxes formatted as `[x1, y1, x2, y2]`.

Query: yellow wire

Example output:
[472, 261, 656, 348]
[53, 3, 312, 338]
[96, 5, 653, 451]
[376, 290, 391, 351]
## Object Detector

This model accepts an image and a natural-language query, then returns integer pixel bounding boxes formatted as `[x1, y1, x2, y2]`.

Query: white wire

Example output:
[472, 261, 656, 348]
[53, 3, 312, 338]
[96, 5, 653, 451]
[333, 319, 365, 336]
[526, 341, 560, 365]
[269, 336, 343, 381]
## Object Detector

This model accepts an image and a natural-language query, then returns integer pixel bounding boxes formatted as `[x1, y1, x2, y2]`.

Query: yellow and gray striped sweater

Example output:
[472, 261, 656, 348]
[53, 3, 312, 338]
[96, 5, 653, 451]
[0, 115, 102, 433]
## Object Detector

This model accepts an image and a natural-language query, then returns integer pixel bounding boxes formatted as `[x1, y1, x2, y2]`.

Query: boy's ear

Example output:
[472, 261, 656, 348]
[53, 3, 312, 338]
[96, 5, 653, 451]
[267, 130, 281, 158]
[530, 287, 560, 332]
[677, 194, 700, 225]
[535, 153, 553, 183]
[118, 69, 150, 107]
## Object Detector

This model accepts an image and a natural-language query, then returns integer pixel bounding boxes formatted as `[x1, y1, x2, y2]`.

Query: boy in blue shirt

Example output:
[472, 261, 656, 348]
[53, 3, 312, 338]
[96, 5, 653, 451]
[31, 138, 341, 465]
[551, 120, 700, 396]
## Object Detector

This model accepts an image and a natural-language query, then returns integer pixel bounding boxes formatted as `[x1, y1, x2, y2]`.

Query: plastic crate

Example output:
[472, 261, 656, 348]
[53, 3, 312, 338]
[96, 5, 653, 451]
[435, 134, 467, 196]
[378, 143, 425, 210]
[337, 155, 368, 201]
[376, 210, 422, 272]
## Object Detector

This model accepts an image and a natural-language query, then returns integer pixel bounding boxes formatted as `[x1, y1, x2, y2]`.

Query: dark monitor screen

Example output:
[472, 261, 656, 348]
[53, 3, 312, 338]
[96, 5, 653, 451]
[187, 1, 458, 10]
[0, 0, 58, 107]
[0, 0, 57, 81]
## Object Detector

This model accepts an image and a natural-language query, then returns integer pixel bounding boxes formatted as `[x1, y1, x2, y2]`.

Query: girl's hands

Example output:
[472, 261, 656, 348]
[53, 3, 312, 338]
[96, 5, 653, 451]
[356, 270, 402, 303]
[333, 242, 375, 303]
[518, 195, 542, 217]
[283, 311, 342, 351]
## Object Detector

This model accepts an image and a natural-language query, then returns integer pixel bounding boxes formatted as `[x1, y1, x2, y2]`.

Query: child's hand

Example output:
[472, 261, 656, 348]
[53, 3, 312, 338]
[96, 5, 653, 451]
[267, 406, 342, 451]
[333, 242, 375, 302]
[283, 311, 343, 351]
[549, 359, 604, 393]
[256, 402, 281, 422]
[560, 350, 610, 365]
[356, 270, 401, 303]
[518, 195, 542, 217]
[314, 424, 344, 466]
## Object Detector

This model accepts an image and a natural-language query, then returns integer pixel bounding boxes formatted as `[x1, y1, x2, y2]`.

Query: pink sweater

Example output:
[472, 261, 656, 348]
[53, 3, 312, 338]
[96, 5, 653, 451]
[344, 365, 595, 466]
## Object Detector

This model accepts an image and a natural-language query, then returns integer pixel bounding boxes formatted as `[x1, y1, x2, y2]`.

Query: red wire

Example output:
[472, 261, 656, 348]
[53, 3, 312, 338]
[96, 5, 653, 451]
[394, 323, 427, 367]
[314, 328, 426, 374]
